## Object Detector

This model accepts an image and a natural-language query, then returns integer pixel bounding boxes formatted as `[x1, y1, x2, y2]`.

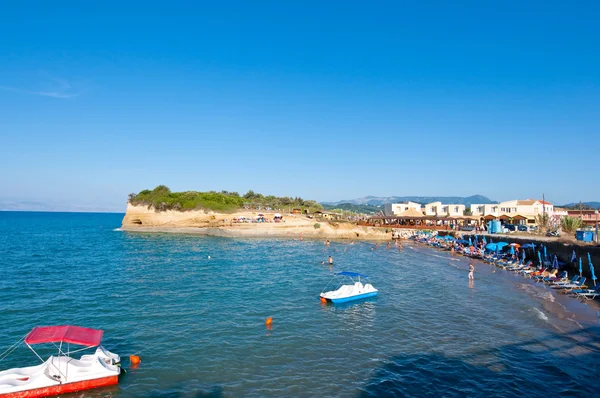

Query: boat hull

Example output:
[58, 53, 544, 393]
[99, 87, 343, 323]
[329, 291, 378, 303]
[0, 375, 118, 398]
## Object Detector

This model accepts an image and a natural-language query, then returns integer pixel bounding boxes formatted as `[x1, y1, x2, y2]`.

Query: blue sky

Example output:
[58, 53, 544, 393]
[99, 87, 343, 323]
[1, 1, 599, 211]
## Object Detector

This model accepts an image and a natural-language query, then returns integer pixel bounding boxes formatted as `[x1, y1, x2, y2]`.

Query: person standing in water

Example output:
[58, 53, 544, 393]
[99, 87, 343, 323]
[328, 256, 333, 265]
[468, 263, 475, 280]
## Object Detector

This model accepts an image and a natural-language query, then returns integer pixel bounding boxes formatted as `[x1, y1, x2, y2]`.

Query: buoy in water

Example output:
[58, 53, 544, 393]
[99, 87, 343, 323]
[130, 355, 141, 365]
[208, 256, 211, 259]
[320, 297, 327, 304]
[265, 317, 273, 326]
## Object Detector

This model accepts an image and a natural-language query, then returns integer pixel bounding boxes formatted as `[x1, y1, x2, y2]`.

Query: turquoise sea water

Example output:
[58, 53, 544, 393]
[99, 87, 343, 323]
[1, 211, 599, 397]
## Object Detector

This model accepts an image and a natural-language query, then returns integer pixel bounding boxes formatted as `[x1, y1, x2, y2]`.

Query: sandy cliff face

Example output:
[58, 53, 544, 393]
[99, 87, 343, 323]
[122, 204, 219, 227]
[121, 204, 391, 240]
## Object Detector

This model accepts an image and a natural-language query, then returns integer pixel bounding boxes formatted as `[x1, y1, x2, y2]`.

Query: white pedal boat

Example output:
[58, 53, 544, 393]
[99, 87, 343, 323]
[0, 325, 121, 398]
[320, 271, 378, 303]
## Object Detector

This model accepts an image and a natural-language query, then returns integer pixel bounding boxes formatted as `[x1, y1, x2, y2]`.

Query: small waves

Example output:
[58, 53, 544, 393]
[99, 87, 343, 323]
[515, 283, 556, 303]
[531, 307, 549, 322]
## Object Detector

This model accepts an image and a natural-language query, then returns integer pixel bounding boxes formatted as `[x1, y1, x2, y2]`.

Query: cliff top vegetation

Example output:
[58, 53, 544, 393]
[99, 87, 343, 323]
[128, 185, 324, 213]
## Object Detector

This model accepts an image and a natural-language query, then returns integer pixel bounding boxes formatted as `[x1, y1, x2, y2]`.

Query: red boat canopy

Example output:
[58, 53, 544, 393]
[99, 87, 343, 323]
[25, 326, 104, 347]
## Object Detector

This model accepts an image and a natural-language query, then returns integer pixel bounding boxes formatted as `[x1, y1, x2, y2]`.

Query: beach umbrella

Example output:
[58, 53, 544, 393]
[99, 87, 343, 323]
[588, 253, 597, 286]
[537, 251, 542, 266]
[496, 242, 509, 250]
[510, 245, 515, 255]
[571, 250, 576, 263]
[542, 245, 546, 260]
[474, 235, 478, 245]
[483, 236, 487, 245]
[552, 255, 558, 269]
[579, 257, 583, 277]
[468, 237, 472, 246]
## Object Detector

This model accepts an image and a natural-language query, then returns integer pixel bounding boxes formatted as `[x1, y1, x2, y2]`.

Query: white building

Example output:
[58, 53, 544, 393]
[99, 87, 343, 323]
[384, 202, 423, 216]
[499, 199, 553, 216]
[424, 202, 466, 217]
[470, 203, 500, 217]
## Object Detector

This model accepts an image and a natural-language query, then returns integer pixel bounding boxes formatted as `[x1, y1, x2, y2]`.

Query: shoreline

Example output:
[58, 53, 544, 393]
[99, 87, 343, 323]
[119, 225, 392, 240]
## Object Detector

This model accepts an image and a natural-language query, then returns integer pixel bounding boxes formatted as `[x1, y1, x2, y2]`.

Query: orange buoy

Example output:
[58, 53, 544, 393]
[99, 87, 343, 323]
[130, 355, 141, 365]
[265, 317, 273, 326]
[320, 297, 327, 304]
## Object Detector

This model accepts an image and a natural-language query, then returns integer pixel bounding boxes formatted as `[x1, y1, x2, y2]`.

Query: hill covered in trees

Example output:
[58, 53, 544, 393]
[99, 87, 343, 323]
[321, 202, 382, 215]
[128, 185, 323, 213]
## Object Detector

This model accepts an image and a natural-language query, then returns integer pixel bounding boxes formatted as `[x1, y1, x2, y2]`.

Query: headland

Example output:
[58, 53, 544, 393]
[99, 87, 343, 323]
[121, 204, 391, 240]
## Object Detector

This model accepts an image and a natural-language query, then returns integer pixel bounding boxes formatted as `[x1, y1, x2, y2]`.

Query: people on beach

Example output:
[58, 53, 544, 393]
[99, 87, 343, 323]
[468, 263, 475, 280]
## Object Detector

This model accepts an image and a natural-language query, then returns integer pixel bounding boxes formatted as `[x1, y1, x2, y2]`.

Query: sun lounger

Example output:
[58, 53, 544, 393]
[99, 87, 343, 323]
[556, 277, 587, 291]
[544, 271, 567, 283]
[571, 285, 600, 300]
[551, 275, 579, 287]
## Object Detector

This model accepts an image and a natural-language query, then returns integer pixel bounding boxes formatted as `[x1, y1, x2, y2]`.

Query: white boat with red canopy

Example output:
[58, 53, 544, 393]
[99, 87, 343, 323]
[0, 325, 121, 398]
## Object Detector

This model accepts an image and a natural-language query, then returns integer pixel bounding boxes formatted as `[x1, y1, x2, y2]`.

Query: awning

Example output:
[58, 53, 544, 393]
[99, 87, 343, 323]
[25, 326, 104, 347]
[483, 215, 497, 220]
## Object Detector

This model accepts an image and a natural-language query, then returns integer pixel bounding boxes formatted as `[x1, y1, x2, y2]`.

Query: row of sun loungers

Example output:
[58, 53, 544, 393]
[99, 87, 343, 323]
[412, 234, 599, 301]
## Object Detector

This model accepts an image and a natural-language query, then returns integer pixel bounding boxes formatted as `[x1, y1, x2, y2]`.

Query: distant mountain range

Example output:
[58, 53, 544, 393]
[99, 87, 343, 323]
[560, 202, 600, 210]
[322, 194, 497, 207]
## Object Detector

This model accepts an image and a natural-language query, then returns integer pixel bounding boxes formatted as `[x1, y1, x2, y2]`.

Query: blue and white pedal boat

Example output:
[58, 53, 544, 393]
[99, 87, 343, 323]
[320, 271, 378, 304]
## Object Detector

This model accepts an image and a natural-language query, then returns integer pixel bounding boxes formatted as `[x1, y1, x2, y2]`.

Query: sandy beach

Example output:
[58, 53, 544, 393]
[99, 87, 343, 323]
[121, 204, 392, 240]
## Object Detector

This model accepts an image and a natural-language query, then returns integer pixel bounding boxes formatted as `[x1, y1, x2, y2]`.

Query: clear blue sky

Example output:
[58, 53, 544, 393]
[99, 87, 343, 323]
[1, 1, 599, 211]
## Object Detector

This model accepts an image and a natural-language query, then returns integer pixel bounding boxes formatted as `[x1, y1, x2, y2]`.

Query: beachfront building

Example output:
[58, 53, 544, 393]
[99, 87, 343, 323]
[498, 199, 553, 216]
[384, 202, 423, 216]
[423, 202, 466, 217]
[470, 204, 500, 217]
[566, 209, 600, 227]
[470, 199, 555, 226]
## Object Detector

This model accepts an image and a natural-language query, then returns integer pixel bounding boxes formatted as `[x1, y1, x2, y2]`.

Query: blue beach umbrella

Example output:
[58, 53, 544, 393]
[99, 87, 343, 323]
[537, 251, 542, 266]
[469, 237, 472, 246]
[510, 245, 515, 255]
[543, 245, 547, 260]
[552, 255, 558, 269]
[571, 250, 576, 263]
[588, 253, 597, 286]
[483, 236, 487, 245]
[579, 257, 583, 277]
[474, 235, 478, 245]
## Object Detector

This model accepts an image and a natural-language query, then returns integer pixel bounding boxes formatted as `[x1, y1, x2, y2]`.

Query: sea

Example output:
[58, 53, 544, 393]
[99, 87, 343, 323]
[1, 211, 599, 397]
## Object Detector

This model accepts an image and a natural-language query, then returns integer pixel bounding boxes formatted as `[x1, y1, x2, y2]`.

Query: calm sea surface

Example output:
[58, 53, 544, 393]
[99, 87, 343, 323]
[1, 212, 599, 397]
